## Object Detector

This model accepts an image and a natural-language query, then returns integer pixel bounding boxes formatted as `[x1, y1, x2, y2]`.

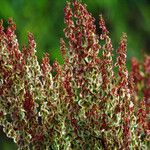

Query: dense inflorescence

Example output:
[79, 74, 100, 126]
[0, 0, 149, 149]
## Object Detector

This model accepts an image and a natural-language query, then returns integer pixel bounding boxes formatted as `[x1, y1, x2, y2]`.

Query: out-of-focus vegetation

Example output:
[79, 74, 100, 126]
[0, 0, 150, 149]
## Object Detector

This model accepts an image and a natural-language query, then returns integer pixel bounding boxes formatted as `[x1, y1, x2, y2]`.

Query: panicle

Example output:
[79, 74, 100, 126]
[0, 19, 4, 38]
[41, 53, 52, 75]
[27, 32, 36, 56]
[116, 33, 128, 88]
[131, 57, 143, 83]
[117, 33, 127, 66]
[99, 15, 109, 40]
[144, 55, 150, 75]
[60, 38, 67, 59]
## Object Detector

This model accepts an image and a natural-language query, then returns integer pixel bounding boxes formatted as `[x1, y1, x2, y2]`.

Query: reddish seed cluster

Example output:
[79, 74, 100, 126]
[0, 0, 150, 149]
[131, 56, 150, 136]
[41, 53, 51, 74]
[131, 57, 143, 84]
[23, 90, 34, 114]
[99, 15, 109, 39]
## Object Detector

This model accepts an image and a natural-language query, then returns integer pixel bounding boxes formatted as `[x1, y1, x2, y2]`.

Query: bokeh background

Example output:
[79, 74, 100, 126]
[0, 0, 150, 149]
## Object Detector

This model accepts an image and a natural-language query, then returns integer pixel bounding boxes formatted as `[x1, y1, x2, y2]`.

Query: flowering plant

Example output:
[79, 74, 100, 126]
[0, 0, 149, 149]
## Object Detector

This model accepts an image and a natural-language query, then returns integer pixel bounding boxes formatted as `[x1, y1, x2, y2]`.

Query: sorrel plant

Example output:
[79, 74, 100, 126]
[0, 0, 149, 149]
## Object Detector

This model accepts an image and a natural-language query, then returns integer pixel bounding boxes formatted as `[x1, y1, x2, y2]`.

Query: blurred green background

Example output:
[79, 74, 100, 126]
[0, 0, 150, 149]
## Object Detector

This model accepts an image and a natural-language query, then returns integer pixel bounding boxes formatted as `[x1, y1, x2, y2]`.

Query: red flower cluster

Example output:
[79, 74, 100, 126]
[131, 56, 150, 136]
